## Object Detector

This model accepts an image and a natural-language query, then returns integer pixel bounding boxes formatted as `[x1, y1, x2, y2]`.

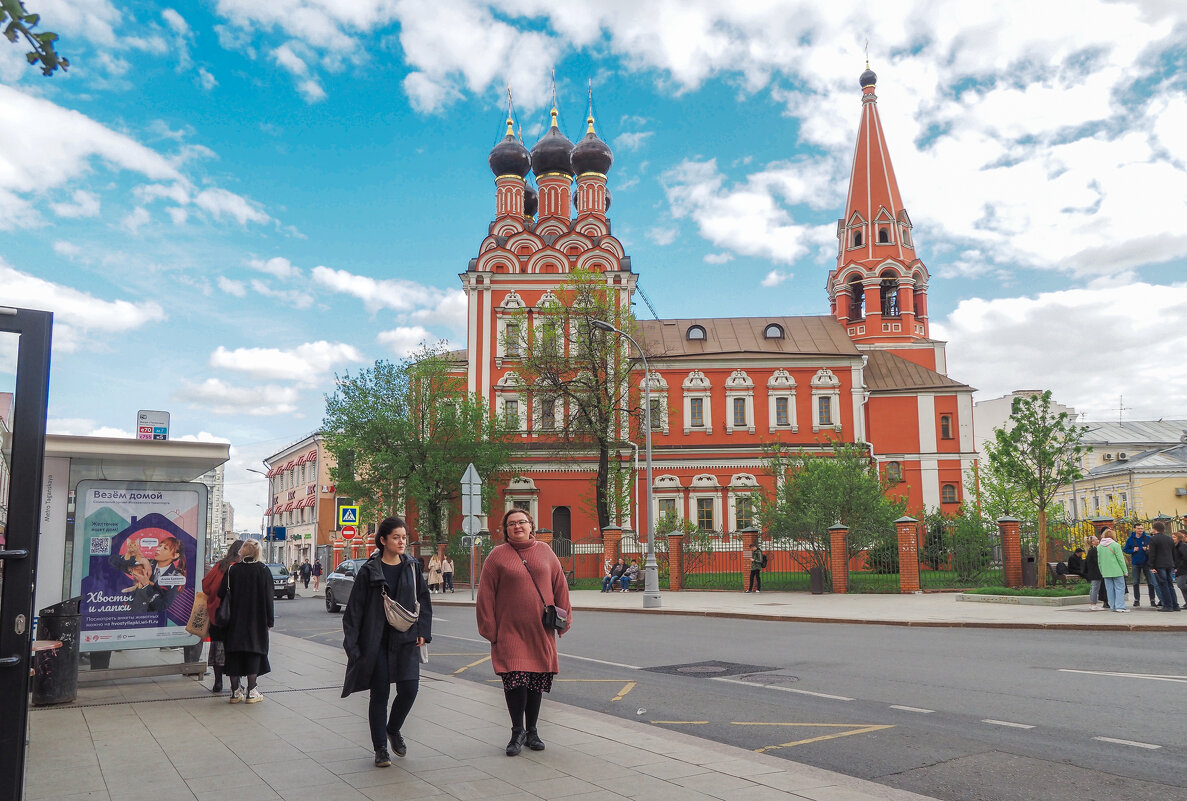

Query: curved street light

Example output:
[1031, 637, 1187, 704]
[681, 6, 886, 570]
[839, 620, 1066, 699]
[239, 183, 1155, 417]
[589, 319, 661, 609]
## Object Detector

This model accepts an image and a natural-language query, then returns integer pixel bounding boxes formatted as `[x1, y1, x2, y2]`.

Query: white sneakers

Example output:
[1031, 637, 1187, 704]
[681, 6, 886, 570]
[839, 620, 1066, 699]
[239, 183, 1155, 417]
[246, 688, 263, 704]
[1114, 608, 1130, 613]
[230, 689, 245, 704]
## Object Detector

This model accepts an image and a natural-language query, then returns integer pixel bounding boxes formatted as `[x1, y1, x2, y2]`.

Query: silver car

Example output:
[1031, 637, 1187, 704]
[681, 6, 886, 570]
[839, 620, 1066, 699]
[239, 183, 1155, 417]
[324, 558, 367, 612]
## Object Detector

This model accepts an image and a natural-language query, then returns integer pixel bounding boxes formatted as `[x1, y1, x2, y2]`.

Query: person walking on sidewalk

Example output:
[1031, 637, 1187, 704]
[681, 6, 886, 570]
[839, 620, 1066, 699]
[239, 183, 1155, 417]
[746, 543, 765, 593]
[1146, 521, 1180, 611]
[341, 517, 432, 768]
[1097, 528, 1130, 613]
[476, 509, 571, 757]
[202, 540, 242, 692]
[442, 556, 455, 593]
[219, 538, 275, 702]
[299, 559, 312, 589]
[427, 553, 444, 593]
[1084, 536, 1108, 610]
[312, 559, 323, 591]
[1123, 523, 1160, 607]
[1173, 530, 1187, 608]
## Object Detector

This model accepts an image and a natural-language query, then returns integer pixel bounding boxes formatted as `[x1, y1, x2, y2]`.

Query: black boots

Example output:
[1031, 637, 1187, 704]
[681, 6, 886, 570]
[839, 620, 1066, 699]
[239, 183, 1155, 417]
[389, 731, 407, 757]
[506, 727, 527, 756]
[525, 729, 545, 751]
[374, 746, 391, 767]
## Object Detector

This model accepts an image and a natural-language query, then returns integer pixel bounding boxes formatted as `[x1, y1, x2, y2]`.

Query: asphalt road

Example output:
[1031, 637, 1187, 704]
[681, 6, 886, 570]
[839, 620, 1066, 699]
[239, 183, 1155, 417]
[274, 594, 1187, 801]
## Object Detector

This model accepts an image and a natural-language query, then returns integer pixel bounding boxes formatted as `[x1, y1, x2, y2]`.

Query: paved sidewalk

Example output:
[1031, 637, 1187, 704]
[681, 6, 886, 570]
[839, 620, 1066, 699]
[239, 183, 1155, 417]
[26, 633, 940, 801]
[429, 588, 1187, 631]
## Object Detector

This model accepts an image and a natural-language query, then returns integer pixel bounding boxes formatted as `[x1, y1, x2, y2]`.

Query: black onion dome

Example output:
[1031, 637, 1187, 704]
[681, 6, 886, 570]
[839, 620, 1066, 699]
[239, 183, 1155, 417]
[604, 188, 612, 212]
[571, 117, 613, 175]
[523, 185, 538, 217]
[489, 119, 531, 177]
[530, 109, 575, 177]
[860, 68, 877, 88]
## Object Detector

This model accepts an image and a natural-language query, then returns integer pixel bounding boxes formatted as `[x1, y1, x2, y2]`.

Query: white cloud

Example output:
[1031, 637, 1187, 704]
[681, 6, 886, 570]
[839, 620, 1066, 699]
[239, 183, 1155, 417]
[50, 190, 101, 218]
[53, 241, 81, 258]
[0, 259, 166, 352]
[198, 67, 218, 90]
[248, 256, 299, 279]
[616, 131, 653, 150]
[935, 282, 1187, 421]
[218, 276, 247, 296]
[209, 341, 364, 384]
[180, 378, 301, 416]
[121, 207, 152, 234]
[647, 226, 678, 246]
[703, 252, 734, 264]
[377, 326, 435, 357]
[193, 187, 272, 226]
[310, 265, 447, 314]
[761, 270, 791, 287]
[405, 289, 468, 335]
[249, 278, 314, 309]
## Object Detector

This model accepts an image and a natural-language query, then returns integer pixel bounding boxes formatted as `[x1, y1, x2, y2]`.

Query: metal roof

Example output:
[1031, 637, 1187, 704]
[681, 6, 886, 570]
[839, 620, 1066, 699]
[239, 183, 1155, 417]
[1087, 444, 1187, 476]
[864, 349, 973, 393]
[1080, 420, 1187, 446]
[636, 316, 860, 359]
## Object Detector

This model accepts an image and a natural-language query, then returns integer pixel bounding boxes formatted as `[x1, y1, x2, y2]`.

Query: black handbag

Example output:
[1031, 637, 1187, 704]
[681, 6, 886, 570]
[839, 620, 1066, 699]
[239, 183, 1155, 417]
[519, 557, 569, 633]
[214, 566, 233, 628]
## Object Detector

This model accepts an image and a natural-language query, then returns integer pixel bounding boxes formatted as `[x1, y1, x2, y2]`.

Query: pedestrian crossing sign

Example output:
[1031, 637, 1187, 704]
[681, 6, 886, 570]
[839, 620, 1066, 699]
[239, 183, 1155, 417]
[337, 505, 359, 526]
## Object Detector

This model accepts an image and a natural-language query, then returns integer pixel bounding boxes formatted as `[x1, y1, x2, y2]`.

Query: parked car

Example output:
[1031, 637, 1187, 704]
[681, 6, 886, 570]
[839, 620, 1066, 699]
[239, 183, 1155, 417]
[325, 558, 368, 613]
[265, 563, 297, 600]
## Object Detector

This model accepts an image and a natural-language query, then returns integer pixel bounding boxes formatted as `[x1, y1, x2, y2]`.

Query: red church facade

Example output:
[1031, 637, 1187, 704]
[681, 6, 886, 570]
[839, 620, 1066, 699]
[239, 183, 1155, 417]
[457, 70, 976, 560]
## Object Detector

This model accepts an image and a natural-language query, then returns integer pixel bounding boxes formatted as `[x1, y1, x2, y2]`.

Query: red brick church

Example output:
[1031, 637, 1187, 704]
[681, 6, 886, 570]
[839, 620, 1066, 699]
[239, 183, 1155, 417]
[456, 68, 976, 558]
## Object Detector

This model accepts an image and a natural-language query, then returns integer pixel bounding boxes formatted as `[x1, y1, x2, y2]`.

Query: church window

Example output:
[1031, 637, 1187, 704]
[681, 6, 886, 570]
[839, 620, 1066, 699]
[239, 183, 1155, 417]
[513, 499, 531, 512]
[941, 484, 958, 504]
[505, 321, 522, 357]
[880, 272, 900, 317]
[648, 399, 663, 432]
[687, 325, 706, 341]
[683, 370, 712, 433]
[848, 278, 864, 319]
[504, 399, 519, 423]
[878, 227, 890, 244]
[853, 231, 863, 247]
[696, 497, 715, 531]
[658, 498, 676, 518]
[539, 399, 555, 430]
[733, 397, 747, 427]
[886, 461, 903, 483]
[817, 396, 832, 426]
[690, 397, 705, 427]
[940, 414, 953, 439]
[901, 227, 912, 246]
[735, 496, 755, 531]
[764, 323, 784, 339]
[775, 397, 790, 426]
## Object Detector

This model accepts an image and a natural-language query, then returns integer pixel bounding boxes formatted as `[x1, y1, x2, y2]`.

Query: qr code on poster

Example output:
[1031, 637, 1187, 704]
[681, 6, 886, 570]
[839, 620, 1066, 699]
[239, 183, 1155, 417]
[90, 537, 112, 556]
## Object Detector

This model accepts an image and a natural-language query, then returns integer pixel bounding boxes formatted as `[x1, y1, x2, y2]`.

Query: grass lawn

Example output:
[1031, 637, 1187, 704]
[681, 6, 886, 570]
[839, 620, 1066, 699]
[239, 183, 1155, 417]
[682, 570, 815, 591]
[963, 585, 1088, 597]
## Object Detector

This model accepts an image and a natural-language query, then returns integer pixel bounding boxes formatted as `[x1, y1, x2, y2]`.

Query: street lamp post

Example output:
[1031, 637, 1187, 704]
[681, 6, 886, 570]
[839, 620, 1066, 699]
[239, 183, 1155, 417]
[247, 467, 273, 562]
[590, 319, 661, 609]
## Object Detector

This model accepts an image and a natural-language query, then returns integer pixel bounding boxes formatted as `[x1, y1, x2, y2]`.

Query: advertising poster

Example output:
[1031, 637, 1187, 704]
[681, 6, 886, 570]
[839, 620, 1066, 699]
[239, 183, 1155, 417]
[71, 480, 207, 652]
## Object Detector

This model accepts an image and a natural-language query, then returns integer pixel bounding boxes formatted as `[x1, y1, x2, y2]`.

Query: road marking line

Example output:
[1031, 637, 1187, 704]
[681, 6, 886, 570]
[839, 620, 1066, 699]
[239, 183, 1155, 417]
[755, 725, 894, 753]
[433, 635, 641, 670]
[611, 681, 636, 702]
[1059, 669, 1187, 684]
[982, 719, 1034, 729]
[652, 721, 709, 725]
[732, 722, 875, 727]
[1093, 736, 1161, 750]
[711, 676, 853, 701]
[890, 705, 934, 714]
[453, 655, 491, 675]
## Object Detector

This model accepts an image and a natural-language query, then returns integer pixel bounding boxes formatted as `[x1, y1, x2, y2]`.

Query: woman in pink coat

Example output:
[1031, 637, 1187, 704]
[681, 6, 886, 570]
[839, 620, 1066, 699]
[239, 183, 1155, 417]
[476, 508, 571, 756]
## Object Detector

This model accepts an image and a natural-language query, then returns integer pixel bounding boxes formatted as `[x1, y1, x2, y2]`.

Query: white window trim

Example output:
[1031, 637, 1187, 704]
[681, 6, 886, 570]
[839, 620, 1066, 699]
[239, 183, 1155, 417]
[654, 495, 683, 525]
[640, 372, 670, 436]
[810, 368, 842, 433]
[682, 370, 712, 434]
[532, 393, 563, 436]
[729, 491, 758, 532]
[724, 369, 754, 435]
[767, 369, 798, 433]
[495, 372, 528, 434]
[690, 492, 722, 533]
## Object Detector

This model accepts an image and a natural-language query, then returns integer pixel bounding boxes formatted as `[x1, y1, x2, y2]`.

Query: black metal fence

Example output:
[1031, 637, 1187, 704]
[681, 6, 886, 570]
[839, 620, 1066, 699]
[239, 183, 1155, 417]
[619, 531, 670, 589]
[917, 517, 1004, 590]
[848, 531, 901, 593]
[681, 531, 744, 589]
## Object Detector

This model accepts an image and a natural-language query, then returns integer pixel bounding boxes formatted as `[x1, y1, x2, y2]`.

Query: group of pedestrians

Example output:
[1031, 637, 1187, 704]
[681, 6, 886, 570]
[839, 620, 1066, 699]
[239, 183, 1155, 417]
[426, 553, 455, 593]
[601, 557, 638, 591]
[1081, 521, 1186, 612]
[203, 538, 275, 702]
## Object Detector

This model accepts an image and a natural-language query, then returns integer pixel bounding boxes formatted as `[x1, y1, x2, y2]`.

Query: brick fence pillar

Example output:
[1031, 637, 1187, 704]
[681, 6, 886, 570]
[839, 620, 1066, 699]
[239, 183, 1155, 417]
[740, 527, 759, 590]
[828, 524, 849, 594]
[896, 516, 920, 593]
[601, 526, 622, 565]
[998, 517, 1022, 588]
[535, 527, 553, 546]
[1089, 517, 1114, 537]
[667, 532, 684, 590]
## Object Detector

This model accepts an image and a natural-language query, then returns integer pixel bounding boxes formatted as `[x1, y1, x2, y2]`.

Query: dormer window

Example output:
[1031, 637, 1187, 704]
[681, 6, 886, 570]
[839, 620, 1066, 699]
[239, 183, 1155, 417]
[687, 325, 706, 341]
[763, 323, 784, 339]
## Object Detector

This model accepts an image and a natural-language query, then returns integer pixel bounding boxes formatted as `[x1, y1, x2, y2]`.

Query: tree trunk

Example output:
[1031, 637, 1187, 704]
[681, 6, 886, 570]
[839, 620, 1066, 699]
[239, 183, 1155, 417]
[1037, 506, 1048, 589]
[596, 444, 611, 530]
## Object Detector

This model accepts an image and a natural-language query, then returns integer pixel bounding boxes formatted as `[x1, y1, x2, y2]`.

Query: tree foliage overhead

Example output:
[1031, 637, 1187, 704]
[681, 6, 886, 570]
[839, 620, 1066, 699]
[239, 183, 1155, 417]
[512, 268, 638, 530]
[757, 442, 906, 571]
[322, 347, 515, 544]
[984, 389, 1089, 585]
[2, 1, 68, 75]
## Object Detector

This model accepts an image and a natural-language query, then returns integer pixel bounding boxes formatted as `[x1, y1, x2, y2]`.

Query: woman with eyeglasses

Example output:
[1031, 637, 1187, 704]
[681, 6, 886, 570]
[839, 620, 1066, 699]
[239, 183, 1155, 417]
[476, 508, 572, 756]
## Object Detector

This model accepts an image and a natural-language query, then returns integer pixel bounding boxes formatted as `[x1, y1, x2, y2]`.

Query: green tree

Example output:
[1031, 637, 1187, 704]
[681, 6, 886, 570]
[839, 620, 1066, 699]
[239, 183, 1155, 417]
[985, 390, 1089, 587]
[322, 347, 515, 545]
[967, 456, 1036, 522]
[2, 1, 68, 75]
[757, 442, 906, 573]
[512, 268, 638, 530]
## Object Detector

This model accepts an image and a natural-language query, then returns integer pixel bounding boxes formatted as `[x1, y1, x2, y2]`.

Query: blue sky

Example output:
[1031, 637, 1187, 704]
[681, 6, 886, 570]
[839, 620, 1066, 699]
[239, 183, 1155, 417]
[2, 1, 1186, 531]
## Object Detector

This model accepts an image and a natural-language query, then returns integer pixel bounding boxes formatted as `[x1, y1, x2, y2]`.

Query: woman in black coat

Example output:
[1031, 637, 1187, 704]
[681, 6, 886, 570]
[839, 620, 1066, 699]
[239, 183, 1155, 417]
[341, 517, 432, 768]
[218, 538, 274, 703]
[1084, 536, 1108, 610]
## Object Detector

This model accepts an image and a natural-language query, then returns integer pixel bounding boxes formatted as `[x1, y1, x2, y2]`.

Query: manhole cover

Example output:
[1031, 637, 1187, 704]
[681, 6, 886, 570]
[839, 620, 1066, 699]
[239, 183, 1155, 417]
[644, 660, 778, 678]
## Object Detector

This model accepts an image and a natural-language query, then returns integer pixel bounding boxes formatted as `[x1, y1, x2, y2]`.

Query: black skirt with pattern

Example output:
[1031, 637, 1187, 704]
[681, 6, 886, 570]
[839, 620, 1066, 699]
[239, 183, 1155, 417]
[499, 670, 554, 693]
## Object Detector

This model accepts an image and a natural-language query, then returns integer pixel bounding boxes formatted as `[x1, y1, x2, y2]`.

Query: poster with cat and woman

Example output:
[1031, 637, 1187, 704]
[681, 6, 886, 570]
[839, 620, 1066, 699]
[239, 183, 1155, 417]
[71, 481, 208, 653]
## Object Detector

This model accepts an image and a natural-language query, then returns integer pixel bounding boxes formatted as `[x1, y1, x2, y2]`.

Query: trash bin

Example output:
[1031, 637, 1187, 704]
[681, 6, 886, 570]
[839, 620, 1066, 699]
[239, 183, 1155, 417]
[33, 597, 81, 705]
[1021, 557, 1038, 588]
[808, 566, 826, 594]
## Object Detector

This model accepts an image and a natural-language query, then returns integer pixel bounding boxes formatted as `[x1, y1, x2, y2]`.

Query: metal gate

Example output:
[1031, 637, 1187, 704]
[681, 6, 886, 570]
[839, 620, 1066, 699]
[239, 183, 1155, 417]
[918, 517, 1003, 589]
[548, 535, 576, 585]
[681, 531, 743, 589]
[619, 530, 669, 589]
[848, 528, 901, 593]
[760, 534, 818, 591]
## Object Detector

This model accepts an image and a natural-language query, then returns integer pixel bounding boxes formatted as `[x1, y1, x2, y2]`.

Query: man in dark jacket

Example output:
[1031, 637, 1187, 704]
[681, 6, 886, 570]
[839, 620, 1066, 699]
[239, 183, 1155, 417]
[1066, 547, 1086, 577]
[1123, 524, 1159, 607]
[299, 559, 313, 588]
[1146, 521, 1179, 611]
[1173, 530, 1187, 608]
